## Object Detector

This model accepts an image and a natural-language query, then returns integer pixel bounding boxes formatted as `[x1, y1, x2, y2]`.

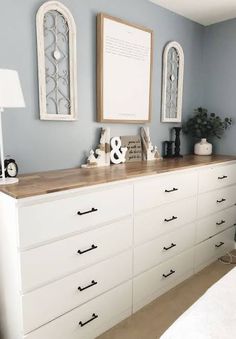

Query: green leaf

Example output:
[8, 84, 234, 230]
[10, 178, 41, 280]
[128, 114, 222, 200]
[182, 108, 232, 140]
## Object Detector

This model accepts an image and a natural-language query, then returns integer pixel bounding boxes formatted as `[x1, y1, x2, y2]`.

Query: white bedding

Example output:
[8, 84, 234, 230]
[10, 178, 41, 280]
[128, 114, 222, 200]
[160, 267, 236, 339]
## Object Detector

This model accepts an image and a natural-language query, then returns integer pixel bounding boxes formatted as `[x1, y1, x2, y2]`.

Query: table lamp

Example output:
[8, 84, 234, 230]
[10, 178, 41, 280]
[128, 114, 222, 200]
[0, 69, 25, 185]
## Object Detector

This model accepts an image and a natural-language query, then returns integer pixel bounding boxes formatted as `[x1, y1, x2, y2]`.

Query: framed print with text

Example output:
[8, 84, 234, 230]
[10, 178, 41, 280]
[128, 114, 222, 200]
[97, 13, 153, 123]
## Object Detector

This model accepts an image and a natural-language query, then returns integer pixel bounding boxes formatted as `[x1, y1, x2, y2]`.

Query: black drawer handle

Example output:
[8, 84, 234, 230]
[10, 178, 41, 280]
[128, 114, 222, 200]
[78, 280, 98, 292]
[77, 207, 98, 216]
[77, 244, 98, 255]
[218, 175, 228, 180]
[163, 243, 176, 251]
[216, 220, 226, 226]
[217, 198, 226, 203]
[165, 188, 178, 193]
[79, 313, 98, 327]
[163, 269, 175, 278]
[215, 241, 224, 248]
[164, 216, 177, 222]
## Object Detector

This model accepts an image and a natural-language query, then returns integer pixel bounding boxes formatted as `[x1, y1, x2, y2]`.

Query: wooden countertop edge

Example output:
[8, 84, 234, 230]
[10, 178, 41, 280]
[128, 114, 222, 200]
[1, 155, 236, 199]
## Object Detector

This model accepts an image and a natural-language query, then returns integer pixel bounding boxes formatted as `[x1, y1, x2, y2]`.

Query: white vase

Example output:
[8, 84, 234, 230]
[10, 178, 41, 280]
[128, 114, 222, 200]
[194, 138, 212, 155]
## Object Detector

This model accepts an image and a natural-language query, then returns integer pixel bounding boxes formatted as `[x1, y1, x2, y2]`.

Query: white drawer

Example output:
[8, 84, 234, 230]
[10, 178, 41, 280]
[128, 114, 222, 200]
[199, 163, 236, 193]
[134, 197, 197, 245]
[196, 205, 236, 243]
[213, 227, 235, 258]
[134, 171, 198, 212]
[20, 218, 132, 292]
[134, 223, 195, 275]
[22, 250, 132, 334]
[18, 185, 133, 248]
[198, 185, 236, 218]
[24, 281, 132, 339]
[133, 249, 194, 312]
[194, 226, 235, 272]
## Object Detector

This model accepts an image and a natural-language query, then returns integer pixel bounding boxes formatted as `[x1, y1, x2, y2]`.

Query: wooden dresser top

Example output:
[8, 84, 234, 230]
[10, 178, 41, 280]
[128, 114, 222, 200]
[0, 154, 235, 199]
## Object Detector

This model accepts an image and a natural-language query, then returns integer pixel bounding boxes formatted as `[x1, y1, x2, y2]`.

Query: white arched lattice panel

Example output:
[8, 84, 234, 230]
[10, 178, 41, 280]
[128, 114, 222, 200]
[36, 1, 77, 120]
[161, 41, 184, 123]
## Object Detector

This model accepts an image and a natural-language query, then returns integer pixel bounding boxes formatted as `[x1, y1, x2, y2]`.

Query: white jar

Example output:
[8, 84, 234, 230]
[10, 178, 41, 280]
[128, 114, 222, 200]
[194, 138, 212, 155]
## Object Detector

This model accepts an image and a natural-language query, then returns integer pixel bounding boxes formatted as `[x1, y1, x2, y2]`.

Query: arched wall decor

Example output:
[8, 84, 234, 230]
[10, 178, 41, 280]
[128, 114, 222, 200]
[161, 41, 184, 123]
[36, 1, 77, 121]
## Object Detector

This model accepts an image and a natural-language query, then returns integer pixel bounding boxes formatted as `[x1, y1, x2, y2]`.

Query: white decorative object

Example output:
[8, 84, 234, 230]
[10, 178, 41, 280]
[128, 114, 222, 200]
[161, 41, 184, 123]
[194, 138, 212, 155]
[36, 1, 77, 121]
[140, 127, 162, 161]
[110, 137, 127, 164]
[0, 69, 25, 185]
[82, 128, 111, 168]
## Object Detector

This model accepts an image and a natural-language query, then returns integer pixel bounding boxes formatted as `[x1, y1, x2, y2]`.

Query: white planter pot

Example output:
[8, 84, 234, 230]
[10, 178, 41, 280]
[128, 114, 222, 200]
[194, 138, 212, 155]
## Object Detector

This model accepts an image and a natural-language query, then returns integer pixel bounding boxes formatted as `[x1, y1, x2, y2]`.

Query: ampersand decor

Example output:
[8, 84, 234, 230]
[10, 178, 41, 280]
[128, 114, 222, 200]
[110, 137, 127, 164]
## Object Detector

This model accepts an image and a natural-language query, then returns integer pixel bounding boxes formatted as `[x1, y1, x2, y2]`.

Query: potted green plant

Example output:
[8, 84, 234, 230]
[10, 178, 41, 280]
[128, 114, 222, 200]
[183, 108, 232, 155]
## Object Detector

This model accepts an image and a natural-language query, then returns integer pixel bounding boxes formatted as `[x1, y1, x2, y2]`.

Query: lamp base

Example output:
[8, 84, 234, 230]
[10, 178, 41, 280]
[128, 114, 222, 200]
[0, 177, 19, 185]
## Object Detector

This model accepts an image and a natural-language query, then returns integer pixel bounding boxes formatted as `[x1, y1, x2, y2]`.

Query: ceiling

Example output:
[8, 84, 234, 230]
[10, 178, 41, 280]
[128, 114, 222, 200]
[149, 0, 236, 26]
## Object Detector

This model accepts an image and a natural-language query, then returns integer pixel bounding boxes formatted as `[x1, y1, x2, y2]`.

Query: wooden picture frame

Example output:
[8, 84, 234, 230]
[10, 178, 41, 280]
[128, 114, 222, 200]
[97, 13, 153, 123]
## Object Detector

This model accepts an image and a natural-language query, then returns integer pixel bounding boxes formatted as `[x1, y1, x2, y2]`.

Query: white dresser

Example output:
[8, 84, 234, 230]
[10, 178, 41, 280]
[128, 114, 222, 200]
[0, 156, 235, 339]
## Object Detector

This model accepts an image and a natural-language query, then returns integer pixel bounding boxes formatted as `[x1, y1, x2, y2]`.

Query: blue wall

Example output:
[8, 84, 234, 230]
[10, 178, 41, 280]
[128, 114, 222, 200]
[203, 19, 236, 155]
[0, 0, 204, 173]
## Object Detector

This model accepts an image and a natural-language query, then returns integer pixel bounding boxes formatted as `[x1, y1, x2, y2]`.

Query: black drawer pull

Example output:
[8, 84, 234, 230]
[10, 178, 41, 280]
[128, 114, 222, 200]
[165, 188, 178, 193]
[216, 220, 226, 226]
[164, 216, 177, 222]
[218, 175, 228, 180]
[217, 198, 226, 203]
[78, 280, 98, 292]
[77, 207, 98, 216]
[77, 244, 98, 255]
[215, 241, 224, 248]
[163, 269, 175, 278]
[163, 243, 176, 251]
[79, 313, 98, 327]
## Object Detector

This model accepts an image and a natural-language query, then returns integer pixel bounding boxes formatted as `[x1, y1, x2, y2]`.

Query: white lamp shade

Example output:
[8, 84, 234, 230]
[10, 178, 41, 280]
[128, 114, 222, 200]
[0, 69, 25, 108]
